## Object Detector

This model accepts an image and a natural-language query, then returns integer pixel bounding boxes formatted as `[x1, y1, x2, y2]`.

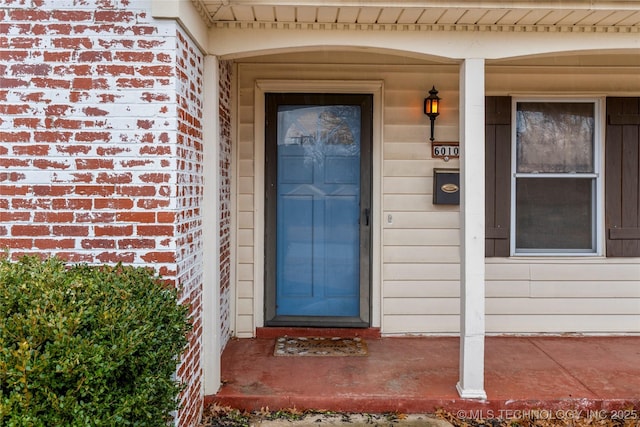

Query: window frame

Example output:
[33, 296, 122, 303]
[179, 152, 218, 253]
[509, 97, 605, 257]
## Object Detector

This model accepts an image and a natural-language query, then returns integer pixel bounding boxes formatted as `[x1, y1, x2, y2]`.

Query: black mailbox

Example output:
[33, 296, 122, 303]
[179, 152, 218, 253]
[433, 168, 460, 205]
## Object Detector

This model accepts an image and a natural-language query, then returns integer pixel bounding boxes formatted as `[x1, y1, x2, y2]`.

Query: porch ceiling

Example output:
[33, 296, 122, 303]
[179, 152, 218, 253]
[194, 1, 640, 28]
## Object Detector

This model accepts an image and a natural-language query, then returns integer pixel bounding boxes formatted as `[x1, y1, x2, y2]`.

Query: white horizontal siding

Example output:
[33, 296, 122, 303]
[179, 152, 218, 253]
[236, 77, 257, 340]
[530, 263, 640, 281]
[486, 281, 531, 298]
[237, 280, 254, 298]
[236, 263, 253, 281]
[384, 142, 431, 160]
[384, 263, 460, 281]
[384, 281, 459, 298]
[486, 315, 640, 334]
[487, 298, 639, 315]
[384, 229, 460, 246]
[383, 210, 459, 228]
[384, 280, 640, 302]
[237, 212, 253, 229]
[483, 259, 640, 334]
[384, 281, 532, 298]
[237, 177, 254, 194]
[236, 315, 254, 338]
[384, 195, 459, 212]
[384, 246, 460, 263]
[388, 298, 640, 315]
[384, 159, 458, 177]
[384, 177, 432, 194]
[531, 281, 640, 298]
[386, 297, 459, 315]
[384, 315, 459, 334]
[383, 124, 427, 143]
[234, 58, 640, 337]
[236, 229, 253, 246]
[237, 160, 254, 177]
[486, 65, 640, 96]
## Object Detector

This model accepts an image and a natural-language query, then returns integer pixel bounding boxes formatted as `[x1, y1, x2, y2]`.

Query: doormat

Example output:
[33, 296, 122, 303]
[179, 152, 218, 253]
[273, 336, 368, 357]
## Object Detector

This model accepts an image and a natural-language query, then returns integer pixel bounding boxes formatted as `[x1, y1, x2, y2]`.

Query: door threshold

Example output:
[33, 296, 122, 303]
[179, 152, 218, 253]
[256, 327, 381, 339]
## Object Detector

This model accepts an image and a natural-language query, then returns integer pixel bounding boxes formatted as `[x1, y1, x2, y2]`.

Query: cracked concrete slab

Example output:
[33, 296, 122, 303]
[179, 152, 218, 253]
[251, 413, 454, 427]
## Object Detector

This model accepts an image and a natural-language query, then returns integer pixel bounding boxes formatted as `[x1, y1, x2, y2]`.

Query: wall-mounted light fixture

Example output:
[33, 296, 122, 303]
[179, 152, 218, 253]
[424, 86, 440, 142]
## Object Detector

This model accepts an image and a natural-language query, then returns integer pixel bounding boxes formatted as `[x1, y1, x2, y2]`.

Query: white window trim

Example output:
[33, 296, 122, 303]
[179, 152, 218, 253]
[509, 97, 605, 257]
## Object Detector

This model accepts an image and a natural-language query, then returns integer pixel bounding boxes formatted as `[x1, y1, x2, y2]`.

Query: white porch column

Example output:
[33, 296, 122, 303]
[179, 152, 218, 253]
[202, 54, 222, 394]
[457, 58, 487, 399]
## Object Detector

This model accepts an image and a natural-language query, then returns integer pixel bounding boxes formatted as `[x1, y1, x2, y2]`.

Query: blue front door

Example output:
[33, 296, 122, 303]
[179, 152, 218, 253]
[265, 94, 372, 326]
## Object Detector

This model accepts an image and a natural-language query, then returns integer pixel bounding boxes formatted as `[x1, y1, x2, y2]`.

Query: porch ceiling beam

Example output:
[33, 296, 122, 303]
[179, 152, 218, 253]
[207, 23, 640, 60]
[208, 0, 640, 12]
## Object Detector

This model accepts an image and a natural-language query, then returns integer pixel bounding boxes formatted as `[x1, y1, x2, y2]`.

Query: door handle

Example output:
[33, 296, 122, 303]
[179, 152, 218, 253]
[364, 208, 370, 226]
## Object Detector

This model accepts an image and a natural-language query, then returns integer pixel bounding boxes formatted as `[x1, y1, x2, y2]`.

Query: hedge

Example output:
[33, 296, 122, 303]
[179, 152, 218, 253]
[0, 256, 191, 427]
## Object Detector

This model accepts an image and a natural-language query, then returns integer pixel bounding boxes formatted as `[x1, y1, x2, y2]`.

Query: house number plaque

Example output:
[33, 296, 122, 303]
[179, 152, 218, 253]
[432, 142, 459, 161]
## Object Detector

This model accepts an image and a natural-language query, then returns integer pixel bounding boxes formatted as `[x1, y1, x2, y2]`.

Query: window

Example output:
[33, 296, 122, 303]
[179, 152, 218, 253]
[486, 96, 640, 258]
[511, 99, 601, 255]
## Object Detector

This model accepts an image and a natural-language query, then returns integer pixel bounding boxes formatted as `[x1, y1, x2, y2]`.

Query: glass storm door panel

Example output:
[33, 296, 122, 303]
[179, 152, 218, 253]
[265, 94, 372, 325]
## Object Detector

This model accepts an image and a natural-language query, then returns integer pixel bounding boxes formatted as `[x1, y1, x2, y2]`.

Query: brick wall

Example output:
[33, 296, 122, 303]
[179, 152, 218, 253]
[174, 26, 205, 427]
[218, 59, 232, 345]
[0, 1, 205, 425]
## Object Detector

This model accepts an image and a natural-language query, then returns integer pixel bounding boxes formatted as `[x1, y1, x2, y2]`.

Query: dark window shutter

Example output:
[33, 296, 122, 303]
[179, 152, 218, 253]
[606, 97, 640, 257]
[485, 96, 512, 257]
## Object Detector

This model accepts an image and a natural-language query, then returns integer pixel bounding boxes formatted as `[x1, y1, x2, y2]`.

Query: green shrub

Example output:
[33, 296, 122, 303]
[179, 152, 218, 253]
[0, 256, 191, 427]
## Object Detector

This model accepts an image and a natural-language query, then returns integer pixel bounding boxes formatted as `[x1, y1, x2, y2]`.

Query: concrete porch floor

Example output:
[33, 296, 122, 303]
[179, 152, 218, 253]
[209, 335, 640, 416]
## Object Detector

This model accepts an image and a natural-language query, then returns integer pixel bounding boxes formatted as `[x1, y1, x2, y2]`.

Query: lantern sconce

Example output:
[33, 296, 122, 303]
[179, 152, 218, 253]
[424, 86, 440, 142]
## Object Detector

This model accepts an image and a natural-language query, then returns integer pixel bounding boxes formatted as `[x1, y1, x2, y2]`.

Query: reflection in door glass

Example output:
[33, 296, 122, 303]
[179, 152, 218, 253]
[279, 106, 360, 144]
[275, 104, 362, 317]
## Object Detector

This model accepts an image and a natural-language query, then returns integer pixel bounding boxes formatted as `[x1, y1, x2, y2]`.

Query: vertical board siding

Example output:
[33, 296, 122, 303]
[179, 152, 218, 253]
[235, 61, 640, 336]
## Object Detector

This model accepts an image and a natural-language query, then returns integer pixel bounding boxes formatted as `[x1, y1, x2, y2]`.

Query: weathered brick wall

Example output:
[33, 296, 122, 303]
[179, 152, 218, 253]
[0, 0, 204, 425]
[0, 0, 178, 269]
[174, 27, 204, 427]
[218, 59, 232, 345]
